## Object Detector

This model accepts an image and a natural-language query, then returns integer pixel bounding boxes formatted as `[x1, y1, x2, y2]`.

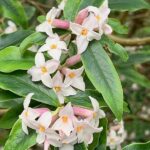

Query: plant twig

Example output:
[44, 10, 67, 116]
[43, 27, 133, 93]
[108, 35, 150, 46]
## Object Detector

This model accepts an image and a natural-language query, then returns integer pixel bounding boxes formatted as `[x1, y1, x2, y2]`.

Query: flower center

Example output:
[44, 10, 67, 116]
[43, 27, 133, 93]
[48, 19, 52, 24]
[96, 15, 101, 21]
[81, 28, 88, 36]
[50, 44, 57, 49]
[39, 125, 46, 132]
[41, 66, 48, 73]
[110, 138, 115, 144]
[93, 112, 97, 118]
[54, 86, 62, 92]
[68, 72, 76, 78]
[25, 111, 28, 117]
[76, 125, 84, 132]
[62, 116, 68, 123]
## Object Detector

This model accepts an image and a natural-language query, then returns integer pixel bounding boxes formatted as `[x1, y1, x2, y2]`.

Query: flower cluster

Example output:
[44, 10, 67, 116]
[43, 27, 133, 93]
[107, 120, 127, 150]
[20, 93, 105, 150]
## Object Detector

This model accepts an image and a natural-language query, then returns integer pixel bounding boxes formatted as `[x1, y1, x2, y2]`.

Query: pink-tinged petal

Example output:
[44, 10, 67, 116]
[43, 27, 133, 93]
[52, 19, 70, 29]
[36, 133, 45, 144]
[52, 71, 63, 87]
[87, 30, 101, 41]
[38, 44, 49, 52]
[35, 108, 50, 116]
[60, 144, 74, 150]
[44, 139, 50, 150]
[70, 23, 82, 35]
[35, 52, 45, 67]
[87, 6, 99, 15]
[73, 107, 93, 118]
[63, 86, 77, 96]
[76, 36, 89, 54]
[103, 24, 112, 35]
[85, 134, 93, 144]
[46, 59, 60, 74]
[38, 111, 52, 129]
[27, 67, 41, 81]
[23, 93, 34, 109]
[22, 121, 28, 134]
[75, 8, 88, 24]
[71, 77, 85, 91]
[41, 74, 52, 88]
[48, 49, 62, 60]
[27, 108, 40, 120]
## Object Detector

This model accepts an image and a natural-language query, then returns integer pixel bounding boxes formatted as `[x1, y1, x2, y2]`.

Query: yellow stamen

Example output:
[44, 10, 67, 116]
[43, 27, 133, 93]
[81, 28, 88, 36]
[39, 125, 46, 132]
[96, 15, 101, 21]
[54, 86, 62, 92]
[62, 116, 68, 123]
[25, 111, 28, 117]
[76, 125, 84, 132]
[110, 138, 115, 144]
[41, 66, 48, 73]
[48, 19, 52, 24]
[50, 44, 57, 49]
[93, 112, 97, 118]
[68, 72, 76, 78]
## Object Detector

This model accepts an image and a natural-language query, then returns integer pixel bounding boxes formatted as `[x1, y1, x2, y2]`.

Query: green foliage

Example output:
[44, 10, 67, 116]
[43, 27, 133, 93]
[0, 0, 28, 28]
[74, 143, 88, 150]
[0, 73, 59, 106]
[4, 120, 37, 150]
[0, 46, 34, 73]
[81, 41, 123, 120]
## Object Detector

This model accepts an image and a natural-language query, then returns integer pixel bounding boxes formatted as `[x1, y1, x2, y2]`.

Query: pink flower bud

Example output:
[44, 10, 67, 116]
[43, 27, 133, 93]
[73, 106, 93, 118]
[35, 108, 50, 116]
[66, 54, 81, 66]
[75, 8, 89, 24]
[52, 19, 70, 29]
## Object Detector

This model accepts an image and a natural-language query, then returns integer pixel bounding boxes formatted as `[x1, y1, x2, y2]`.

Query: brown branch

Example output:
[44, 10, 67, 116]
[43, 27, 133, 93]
[108, 35, 150, 46]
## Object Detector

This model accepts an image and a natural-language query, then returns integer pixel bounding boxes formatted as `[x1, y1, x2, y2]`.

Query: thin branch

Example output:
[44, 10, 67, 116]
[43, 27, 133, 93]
[108, 35, 150, 46]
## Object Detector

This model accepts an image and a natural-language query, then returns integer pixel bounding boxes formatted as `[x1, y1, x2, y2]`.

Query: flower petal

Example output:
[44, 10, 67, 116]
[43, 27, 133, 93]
[35, 52, 45, 67]
[70, 23, 82, 35]
[63, 86, 77, 96]
[60, 144, 74, 150]
[27, 67, 41, 81]
[22, 121, 28, 134]
[87, 30, 101, 41]
[48, 49, 62, 60]
[89, 96, 99, 111]
[24, 93, 34, 109]
[38, 44, 49, 52]
[71, 77, 85, 91]
[103, 24, 112, 35]
[46, 60, 60, 74]
[41, 74, 52, 88]
[36, 133, 45, 144]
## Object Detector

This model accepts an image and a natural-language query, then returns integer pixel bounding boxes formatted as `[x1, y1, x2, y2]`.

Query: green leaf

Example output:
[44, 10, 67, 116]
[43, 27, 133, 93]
[108, 18, 128, 34]
[0, 0, 28, 28]
[0, 104, 23, 129]
[123, 141, 150, 150]
[37, 15, 46, 23]
[4, 120, 37, 150]
[0, 72, 59, 106]
[64, 0, 104, 21]
[81, 41, 123, 120]
[20, 32, 47, 55]
[0, 30, 33, 50]
[119, 68, 150, 88]
[100, 36, 128, 62]
[0, 46, 34, 73]
[0, 90, 23, 109]
[109, 0, 150, 11]
[74, 143, 88, 150]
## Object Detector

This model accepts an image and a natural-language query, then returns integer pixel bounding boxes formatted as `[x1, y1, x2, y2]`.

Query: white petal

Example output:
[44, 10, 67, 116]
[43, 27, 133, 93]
[71, 77, 85, 91]
[48, 49, 62, 60]
[89, 96, 99, 111]
[41, 74, 52, 88]
[87, 31, 101, 41]
[70, 23, 82, 35]
[87, 6, 99, 15]
[58, 41, 68, 50]
[76, 36, 89, 54]
[28, 108, 40, 120]
[38, 111, 52, 129]
[36, 133, 45, 144]
[36, 21, 48, 32]
[46, 7, 59, 20]
[38, 44, 49, 52]
[60, 144, 74, 150]
[22, 121, 28, 134]
[46, 60, 60, 74]
[44, 140, 50, 150]
[35, 52, 45, 67]
[103, 24, 112, 35]
[24, 93, 34, 109]
[52, 71, 63, 87]
[57, 94, 65, 104]
[63, 86, 77, 96]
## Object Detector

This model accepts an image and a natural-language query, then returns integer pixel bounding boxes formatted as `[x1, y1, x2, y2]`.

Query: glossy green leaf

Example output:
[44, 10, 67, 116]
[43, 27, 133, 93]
[100, 36, 128, 62]
[0, 30, 33, 50]
[0, 72, 59, 106]
[0, 104, 23, 129]
[109, 0, 150, 11]
[74, 143, 88, 150]
[0, 90, 22, 109]
[4, 120, 37, 150]
[123, 141, 150, 150]
[64, 0, 104, 21]
[0, 0, 28, 28]
[81, 41, 123, 120]
[119, 68, 150, 88]
[108, 18, 128, 34]
[0, 46, 34, 73]
[20, 32, 47, 55]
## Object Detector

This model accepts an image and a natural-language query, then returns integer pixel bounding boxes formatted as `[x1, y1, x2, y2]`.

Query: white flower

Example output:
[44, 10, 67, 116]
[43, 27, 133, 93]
[45, 71, 76, 104]
[64, 66, 85, 91]
[4, 21, 17, 34]
[28, 52, 59, 87]
[89, 96, 105, 127]
[52, 103, 74, 136]
[38, 34, 68, 60]
[70, 20, 101, 54]
[74, 119, 103, 145]
[58, 0, 68, 10]
[28, 45, 38, 52]
[36, 7, 60, 36]
[19, 93, 40, 134]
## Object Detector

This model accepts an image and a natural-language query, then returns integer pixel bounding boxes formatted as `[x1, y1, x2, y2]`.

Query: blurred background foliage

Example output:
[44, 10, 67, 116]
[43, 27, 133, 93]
[0, 0, 150, 149]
